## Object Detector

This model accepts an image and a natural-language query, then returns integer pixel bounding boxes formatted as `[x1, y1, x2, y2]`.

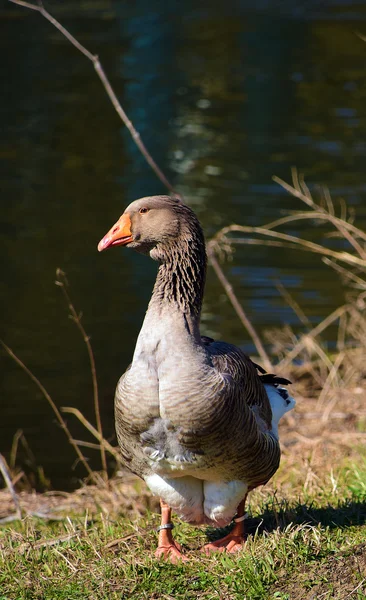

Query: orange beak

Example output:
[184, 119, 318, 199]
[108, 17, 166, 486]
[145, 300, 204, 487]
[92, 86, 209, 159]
[97, 213, 133, 252]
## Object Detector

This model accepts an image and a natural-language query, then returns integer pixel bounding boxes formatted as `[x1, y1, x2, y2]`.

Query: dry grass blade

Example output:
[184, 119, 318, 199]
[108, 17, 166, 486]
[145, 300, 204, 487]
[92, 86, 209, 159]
[264, 211, 366, 245]
[0, 454, 21, 519]
[322, 257, 366, 289]
[9, 429, 24, 472]
[273, 172, 366, 260]
[303, 338, 337, 377]
[4, 532, 82, 557]
[275, 280, 311, 328]
[71, 440, 107, 451]
[61, 407, 122, 464]
[276, 305, 349, 371]
[317, 351, 346, 410]
[55, 269, 107, 480]
[344, 579, 366, 599]
[0, 340, 96, 483]
[211, 224, 366, 269]
[52, 547, 77, 572]
[105, 533, 141, 549]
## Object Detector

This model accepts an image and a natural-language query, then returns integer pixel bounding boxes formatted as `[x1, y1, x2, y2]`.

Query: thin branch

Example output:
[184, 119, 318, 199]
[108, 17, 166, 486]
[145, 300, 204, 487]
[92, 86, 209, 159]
[206, 245, 272, 372]
[8, 0, 177, 195]
[322, 185, 335, 217]
[344, 578, 366, 599]
[71, 440, 106, 451]
[0, 339, 96, 483]
[61, 407, 122, 464]
[276, 305, 349, 371]
[275, 280, 312, 329]
[273, 175, 366, 260]
[55, 269, 107, 479]
[211, 224, 366, 269]
[0, 454, 21, 519]
[9, 429, 24, 472]
[263, 212, 366, 244]
[322, 258, 366, 289]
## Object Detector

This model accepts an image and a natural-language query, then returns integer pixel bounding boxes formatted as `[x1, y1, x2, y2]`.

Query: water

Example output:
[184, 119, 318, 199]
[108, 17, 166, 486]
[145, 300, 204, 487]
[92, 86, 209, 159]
[1, 0, 366, 489]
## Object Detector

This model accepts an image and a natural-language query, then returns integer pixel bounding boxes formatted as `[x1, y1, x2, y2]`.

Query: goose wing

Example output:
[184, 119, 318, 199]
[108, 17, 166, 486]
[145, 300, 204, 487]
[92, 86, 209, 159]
[201, 336, 274, 429]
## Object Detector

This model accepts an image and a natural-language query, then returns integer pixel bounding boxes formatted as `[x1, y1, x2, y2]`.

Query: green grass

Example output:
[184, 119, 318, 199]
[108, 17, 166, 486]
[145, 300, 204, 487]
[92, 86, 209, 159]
[1, 463, 365, 600]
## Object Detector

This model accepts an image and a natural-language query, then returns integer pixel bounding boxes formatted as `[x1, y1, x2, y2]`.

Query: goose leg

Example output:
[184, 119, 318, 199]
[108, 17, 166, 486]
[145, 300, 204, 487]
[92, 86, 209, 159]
[155, 499, 188, 563]
[202, 494, 248, 554]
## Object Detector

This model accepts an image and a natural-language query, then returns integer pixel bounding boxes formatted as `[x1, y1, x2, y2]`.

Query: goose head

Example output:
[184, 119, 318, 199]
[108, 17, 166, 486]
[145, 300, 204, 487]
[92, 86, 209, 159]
[97, 195, 204, 263]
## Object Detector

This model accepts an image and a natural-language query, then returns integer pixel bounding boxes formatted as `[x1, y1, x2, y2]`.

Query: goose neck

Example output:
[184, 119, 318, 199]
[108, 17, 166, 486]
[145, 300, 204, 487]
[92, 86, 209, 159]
[149, 237, 207, 324]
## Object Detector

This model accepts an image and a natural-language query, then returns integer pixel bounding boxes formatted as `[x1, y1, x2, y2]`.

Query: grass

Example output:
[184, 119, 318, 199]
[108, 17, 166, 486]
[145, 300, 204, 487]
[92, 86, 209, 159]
[0, 453, 365, 599]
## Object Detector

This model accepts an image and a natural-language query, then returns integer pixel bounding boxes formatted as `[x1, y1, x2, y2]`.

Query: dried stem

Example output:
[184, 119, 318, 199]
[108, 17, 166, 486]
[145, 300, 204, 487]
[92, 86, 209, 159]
[55, 269, 107, 479]
[207, 245, 272, 372]
[322, 258, 366, 289]
[9, 429, 24, 472]
[61, 407, 122, 464]
[275, 280, 311, 329]
[212, 225, 366, 270]
[276, 305, 349, 371]
[0, 339, 96, 483]
[264, 211, 366, 244]
[8, 0, 177, 195]
[273, 173, 366, 260]
[0, 454, 21, 519]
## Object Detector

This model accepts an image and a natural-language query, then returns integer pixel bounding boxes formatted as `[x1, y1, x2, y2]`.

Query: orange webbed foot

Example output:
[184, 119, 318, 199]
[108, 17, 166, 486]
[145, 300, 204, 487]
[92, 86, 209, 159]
[155, 500, 189, 563]
[201, 499, 248, 555]
[201, 532, 246, 555]
[155, 540, 189, 563]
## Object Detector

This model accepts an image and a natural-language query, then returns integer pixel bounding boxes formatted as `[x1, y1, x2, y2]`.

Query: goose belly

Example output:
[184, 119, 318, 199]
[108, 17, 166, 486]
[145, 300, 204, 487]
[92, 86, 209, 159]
[145, 474, 248, 527]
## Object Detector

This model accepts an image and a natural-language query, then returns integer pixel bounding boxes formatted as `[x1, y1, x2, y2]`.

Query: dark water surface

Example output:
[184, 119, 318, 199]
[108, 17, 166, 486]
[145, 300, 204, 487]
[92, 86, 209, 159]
[1, 0, 366, 488]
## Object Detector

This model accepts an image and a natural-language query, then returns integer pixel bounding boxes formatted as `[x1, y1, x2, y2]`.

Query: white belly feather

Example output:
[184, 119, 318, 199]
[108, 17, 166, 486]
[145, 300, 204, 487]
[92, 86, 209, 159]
[145, 474, 247, 526]
[144, 384, 295, 526]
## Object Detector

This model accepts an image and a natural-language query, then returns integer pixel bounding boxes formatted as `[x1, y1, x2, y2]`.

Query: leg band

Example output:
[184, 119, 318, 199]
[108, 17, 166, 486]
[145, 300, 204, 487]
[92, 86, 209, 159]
[157, 523, 174, 532]
[233, 513, 248, 523]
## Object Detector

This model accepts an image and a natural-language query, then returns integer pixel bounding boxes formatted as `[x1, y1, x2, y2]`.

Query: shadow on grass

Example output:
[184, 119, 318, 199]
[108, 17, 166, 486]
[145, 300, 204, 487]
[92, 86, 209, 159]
[205, 497, 366, 542]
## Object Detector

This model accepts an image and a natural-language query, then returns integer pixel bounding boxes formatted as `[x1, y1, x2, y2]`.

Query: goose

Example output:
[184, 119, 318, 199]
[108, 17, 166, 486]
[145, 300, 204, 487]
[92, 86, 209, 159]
[98, 195, 295, 562]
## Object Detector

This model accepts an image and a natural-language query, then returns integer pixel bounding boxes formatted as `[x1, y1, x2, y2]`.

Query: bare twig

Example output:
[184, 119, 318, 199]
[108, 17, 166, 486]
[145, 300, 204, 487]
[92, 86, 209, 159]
[105, 532, 142, 549]
[276, 305, 349, 371]
[275, 280, 311, 328]
[0, 454, 21, 519]
[322, 258, 366, 290]
[344, 579, 366, 599]
[9, 429, 24, 472]
[264, 211, 366, 244]
[72, 440, 106, 451]
[302, 338, 336, 377]
[52, 547, 77, 572]
[206, 245, 272, 372]
[0, 340, 96, 483]
[337, 311, 347, 351]
[8, 0, 177, 195]
[273, 173, 366, 260]
[55, 269, 107, 480]
[317, 351, 346, 410]
[212, 225, 366, 269]
[61, 407, 122, 464]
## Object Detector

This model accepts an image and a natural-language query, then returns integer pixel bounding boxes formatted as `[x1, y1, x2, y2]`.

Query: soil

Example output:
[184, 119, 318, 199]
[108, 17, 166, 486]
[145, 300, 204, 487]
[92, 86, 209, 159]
[270, 543, 366, 600]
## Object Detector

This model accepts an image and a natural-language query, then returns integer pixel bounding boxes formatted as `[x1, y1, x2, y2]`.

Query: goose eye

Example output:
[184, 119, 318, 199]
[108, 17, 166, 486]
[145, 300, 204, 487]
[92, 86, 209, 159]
[139, 207, 149, 214]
